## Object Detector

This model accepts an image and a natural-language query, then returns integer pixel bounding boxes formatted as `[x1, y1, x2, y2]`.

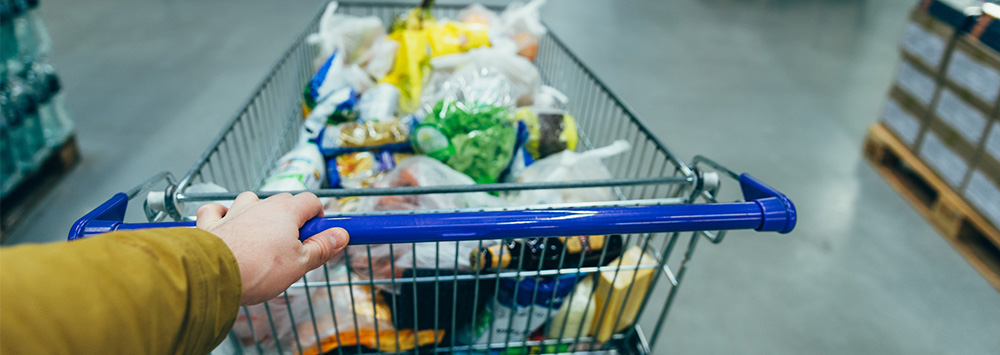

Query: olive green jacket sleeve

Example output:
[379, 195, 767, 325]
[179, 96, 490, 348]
[0, 227, 242, 355]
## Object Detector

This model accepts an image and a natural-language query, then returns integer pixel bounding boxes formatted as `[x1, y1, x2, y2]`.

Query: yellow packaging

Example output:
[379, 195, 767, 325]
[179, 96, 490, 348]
[380, 28, 430, 114]
[590, 246, 656, 343]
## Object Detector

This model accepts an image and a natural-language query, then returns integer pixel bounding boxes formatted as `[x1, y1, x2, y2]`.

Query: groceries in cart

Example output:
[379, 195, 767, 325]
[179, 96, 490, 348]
[217, 1, 663, 353]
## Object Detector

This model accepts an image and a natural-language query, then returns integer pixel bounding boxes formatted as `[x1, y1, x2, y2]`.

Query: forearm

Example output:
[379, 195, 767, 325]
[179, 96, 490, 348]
[0, 228, 242, 354]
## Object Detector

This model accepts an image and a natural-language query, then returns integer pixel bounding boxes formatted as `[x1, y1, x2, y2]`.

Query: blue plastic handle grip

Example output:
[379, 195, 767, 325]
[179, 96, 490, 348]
[69, 173, 796, 243]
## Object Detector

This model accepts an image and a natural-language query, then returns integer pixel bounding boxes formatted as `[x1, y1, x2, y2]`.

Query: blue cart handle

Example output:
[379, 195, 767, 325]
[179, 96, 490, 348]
[69, 173, 795, 243]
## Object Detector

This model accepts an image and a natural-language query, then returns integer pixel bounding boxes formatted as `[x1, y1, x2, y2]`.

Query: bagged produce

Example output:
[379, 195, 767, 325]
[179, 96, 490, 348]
[421, 47, 540, 110]
[514, 107, 578, 160]
[505, 140, 630, 204]
[412, 100, 516, 184]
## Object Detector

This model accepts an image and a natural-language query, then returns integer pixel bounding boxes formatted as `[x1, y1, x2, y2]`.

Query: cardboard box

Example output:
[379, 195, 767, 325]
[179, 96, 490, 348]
[943, 35, 1000, 114]
[882, 86, 930, 148]
[932, 83, 992, 147]
[918, 123, 975, 189]
[965, 126, 1000, 229]
[901, 8, 956, 73]
[895, 55, 941, 109]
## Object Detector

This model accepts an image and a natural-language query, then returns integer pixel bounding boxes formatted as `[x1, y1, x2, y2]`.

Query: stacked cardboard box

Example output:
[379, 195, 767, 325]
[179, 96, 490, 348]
[879, 0, 1000, 231]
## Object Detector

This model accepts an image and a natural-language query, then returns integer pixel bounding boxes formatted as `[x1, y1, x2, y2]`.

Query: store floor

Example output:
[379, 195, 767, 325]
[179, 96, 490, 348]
[5, 0, 999, 354]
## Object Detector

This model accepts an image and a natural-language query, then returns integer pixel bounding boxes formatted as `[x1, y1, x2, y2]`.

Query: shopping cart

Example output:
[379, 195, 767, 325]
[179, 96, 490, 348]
[69, 2, 795, 355]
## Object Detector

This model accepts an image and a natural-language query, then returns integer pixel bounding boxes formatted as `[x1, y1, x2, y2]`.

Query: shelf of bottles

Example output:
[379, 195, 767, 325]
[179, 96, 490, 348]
[1, 0, 75, 198]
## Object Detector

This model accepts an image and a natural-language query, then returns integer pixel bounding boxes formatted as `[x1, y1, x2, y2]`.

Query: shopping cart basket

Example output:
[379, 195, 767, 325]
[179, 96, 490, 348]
[69, 2, 796, 355]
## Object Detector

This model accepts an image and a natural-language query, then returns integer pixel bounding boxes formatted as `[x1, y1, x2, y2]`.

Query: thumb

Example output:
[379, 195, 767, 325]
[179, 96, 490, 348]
[300, 228, 350, 271]
[196, 203, 228, 230]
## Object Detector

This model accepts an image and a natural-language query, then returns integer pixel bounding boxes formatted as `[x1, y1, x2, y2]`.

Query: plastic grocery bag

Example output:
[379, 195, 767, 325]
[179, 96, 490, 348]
[291, 264, 444, 355]
[231, 267, 328, 352]
[348, 157, 505, 292]
[306, 2, 386, 70]
[498, 0, 547, 60]
[505, 140, 631, 205]
[421, 47, 540, 110]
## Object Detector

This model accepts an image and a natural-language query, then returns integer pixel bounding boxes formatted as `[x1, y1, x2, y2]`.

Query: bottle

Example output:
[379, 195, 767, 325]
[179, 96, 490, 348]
[471, 235, 624, 271]
[7, 75, 45, 165]
[27, 60, 71, 144]
[13, 0, 50, 62]
[260, 143, 326, 191]
[1, 77, 42, 170]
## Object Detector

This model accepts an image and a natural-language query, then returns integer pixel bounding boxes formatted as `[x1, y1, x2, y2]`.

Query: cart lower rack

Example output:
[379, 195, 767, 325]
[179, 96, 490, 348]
[69, 2, 796, 355]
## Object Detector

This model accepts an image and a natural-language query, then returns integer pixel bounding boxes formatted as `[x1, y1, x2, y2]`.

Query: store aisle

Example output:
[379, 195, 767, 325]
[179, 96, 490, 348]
[4, 0, 998, 354]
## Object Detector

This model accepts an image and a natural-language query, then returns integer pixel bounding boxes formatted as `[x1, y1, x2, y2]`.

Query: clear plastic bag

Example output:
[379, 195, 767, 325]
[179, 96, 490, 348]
[348, 157, 505, 291]
[505, 140, 630, 205]
[421, 48, 541, 110]
[498, 0, 548, 60]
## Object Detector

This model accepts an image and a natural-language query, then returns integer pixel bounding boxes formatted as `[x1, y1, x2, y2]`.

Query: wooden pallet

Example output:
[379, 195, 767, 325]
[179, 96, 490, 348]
[863, 123, 1000, 291]
[0, 135, 80, 240]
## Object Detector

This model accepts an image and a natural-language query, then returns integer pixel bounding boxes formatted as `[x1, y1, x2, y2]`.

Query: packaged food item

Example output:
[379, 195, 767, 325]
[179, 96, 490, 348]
[318, 118, 414, 156]
[505, 140, 630, 204]
[471, 274, 578, 344]
[425, 20, 491, 57]
[381, 8, 433, 114]
[590, 246, 656, 343]
[514, 107, 578, 160]
[328, 151, 411, 189]
[412, 100, 516, 184]
[261, 143, 326, 191]
[303, 51, 358, 123]
[471, 235, 623, 272]
[356, 83, 400, 122]
[547, 274, 596, 340]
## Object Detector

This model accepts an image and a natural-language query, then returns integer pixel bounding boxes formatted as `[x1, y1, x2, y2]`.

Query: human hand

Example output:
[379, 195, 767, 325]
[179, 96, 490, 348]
[196, 192, 349, 305]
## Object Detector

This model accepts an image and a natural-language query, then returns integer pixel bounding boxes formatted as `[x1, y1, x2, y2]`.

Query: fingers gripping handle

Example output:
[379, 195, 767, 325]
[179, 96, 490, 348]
[69, 174, 795, 242]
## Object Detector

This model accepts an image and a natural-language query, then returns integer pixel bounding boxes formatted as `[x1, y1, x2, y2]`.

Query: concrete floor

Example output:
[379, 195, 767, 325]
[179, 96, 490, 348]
[4, 0, 1000, 354]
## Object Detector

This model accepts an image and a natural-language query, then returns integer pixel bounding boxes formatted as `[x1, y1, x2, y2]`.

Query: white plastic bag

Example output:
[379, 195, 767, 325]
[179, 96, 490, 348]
[505, 140, 630, 205]
[355, 37, 399, 82]
[348, 157, 505, 291]
[420, 47, 540, 110]
[306, 2, 386, 70]
[497, 0, 547, 60]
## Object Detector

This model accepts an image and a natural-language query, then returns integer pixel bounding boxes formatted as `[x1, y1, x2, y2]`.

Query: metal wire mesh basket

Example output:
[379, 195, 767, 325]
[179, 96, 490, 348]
[69, 2, 796, 354]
